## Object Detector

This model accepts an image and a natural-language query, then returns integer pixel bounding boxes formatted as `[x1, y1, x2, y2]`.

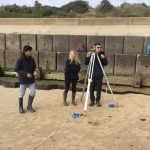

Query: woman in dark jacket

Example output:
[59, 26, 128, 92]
[64, 50, 81, 106]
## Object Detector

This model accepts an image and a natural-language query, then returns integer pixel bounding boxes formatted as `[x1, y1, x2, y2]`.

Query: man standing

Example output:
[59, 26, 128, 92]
[15, 45, 37, 113]
[85, 43, 108, 107]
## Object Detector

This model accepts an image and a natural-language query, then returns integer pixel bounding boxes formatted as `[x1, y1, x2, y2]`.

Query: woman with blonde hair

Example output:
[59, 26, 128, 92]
[63, 50, 81, 106]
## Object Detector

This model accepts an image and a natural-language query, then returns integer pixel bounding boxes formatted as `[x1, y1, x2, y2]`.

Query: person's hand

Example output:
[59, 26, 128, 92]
[27, 73, 32, 78]
[33, 71, 37, 76]
[101, 54, 105, 58]
[87, 52, 92, 57]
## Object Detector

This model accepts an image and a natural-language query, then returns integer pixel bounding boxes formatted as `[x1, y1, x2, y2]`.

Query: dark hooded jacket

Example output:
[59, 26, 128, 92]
[15, 54, 36, 84]
[64, 59, 81, 81]
[84, 52, 108, 79]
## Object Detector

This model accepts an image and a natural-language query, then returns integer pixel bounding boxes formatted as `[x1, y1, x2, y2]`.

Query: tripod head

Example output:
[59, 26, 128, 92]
[91, 46, 96, 51]
[91, 46, 104, 54]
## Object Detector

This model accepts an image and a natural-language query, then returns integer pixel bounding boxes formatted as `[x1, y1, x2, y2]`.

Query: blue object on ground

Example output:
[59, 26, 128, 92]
[72, 113, 80, 118]
[108, 103, 115, 108]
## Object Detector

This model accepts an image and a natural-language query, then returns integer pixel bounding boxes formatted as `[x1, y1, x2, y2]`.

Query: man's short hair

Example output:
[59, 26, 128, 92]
[94, 42, 101, 46]
[23, 45, 32, 52]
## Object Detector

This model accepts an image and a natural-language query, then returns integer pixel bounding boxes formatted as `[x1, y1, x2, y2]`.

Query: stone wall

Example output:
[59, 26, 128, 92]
[0, 33, 150, 86]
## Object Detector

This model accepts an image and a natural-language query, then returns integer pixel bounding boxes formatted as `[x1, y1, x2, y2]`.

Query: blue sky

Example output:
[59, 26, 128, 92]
[0, 0, 150, 7]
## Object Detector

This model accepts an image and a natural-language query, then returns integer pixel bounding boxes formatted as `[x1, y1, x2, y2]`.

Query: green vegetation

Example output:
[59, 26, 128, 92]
[0, 0, 150, 18]
[0, 0, 88, 18]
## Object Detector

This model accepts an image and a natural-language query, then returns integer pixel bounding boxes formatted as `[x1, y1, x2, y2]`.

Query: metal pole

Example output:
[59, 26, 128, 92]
[80, 69, 88, 101]
[80, 54, 92, 101]
[97, 54, 118, 107]
[84, 53, 95, 112]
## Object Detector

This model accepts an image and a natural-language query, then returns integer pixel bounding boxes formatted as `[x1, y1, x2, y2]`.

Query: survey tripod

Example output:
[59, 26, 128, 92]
[82, 52, 118, 112]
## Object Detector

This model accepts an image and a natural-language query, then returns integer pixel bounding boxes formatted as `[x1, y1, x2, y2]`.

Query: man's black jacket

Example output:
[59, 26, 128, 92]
[84, 52, 108, 79]
[15, 55, 36, 85]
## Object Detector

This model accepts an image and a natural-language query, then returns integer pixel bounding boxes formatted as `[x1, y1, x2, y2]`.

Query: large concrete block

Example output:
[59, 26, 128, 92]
[69, 35, 87, 52]
[39, 51, 56, 71]
[144, 37, 150, 54]
[105, 36, 124, 55]
[5, 50, 20, 68]
[104, 55, 115, 75]
[0, 34, 5, 50]
[136, 55, 150, 76]
[56, 52, 68, 71]
[57, 52, 87, 72]
[123, 36, 144, 54]
[37, 34, 52, 51]
[0, 50, 5, 67]
[114, 54, 136, 75]
[6, 34, 21, 51]
[21, 34, 36, 51]
[87, 36, 105, 52]
[78, 52, 87, 71]
[103, 75, 141, 87]
[53, 35, 69, 52]
[32, 51, 39, 67]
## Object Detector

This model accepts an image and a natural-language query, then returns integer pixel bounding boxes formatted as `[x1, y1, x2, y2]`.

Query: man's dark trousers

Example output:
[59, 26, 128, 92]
[90, 78, 103, 103]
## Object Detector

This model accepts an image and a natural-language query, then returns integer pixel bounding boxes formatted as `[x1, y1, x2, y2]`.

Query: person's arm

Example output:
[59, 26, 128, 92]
[85, 52, 93, 65]
[100, 54, 108, 66]
[15, 58, 27, 76]
[64, 60, 70, 73]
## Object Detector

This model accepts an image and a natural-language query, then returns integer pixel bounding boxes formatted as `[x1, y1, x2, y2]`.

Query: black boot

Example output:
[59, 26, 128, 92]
[63, 91, 68, 106]
[27, 95, 35, 112]
[96, 101, 101, 107]
[72, 92, 77, 106]
[89, 101, 94, 107]
[19, 97, 25, 113]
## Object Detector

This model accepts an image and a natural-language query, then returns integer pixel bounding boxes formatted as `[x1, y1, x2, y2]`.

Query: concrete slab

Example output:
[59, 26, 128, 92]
[104, 54, 115, 75]
[21, 34, 36, 51]
[32, 51, 39, 68]
[0, 34, 5, 50]
[39, 51, 56, 71]
[124, 36, 144, 54]
[105, 36, 124, 55]
[37, 34, 52, 51]
[0, 50, 5, 67]
[78, 52, 87, 71]
[5, 50, 20, 68]
[53, 35, 69, 52]
[6, 34, 20, 51]
[56, 52, 68, 71]
[136, 55, 150, 76]
[114, 54, 136, 75]
[103, 75, 141, 86]
[69, 35, 87, 52]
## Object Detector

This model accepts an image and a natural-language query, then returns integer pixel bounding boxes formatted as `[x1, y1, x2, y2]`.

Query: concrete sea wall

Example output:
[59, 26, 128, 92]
[0, 33, 150, 87]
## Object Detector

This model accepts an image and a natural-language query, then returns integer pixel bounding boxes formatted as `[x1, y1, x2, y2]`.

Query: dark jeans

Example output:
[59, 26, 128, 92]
[64, 79, 77, 93]
[90, 78, 103, 103]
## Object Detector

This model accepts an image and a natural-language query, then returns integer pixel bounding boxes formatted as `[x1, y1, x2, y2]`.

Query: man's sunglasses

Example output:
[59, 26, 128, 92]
[96, 46, 102, 49]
